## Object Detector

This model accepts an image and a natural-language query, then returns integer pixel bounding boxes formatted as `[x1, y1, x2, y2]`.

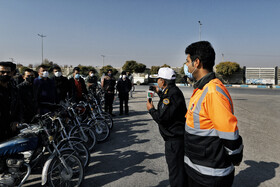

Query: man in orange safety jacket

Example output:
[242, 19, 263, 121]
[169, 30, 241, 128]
[183, 41, 243, 187]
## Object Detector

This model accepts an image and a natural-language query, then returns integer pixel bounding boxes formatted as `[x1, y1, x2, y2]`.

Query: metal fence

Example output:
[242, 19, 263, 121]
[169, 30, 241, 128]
[245, 67, 276, 85]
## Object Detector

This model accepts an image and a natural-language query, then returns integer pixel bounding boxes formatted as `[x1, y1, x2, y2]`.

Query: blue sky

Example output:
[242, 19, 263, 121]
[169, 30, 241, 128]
[0, 0, 280, 68]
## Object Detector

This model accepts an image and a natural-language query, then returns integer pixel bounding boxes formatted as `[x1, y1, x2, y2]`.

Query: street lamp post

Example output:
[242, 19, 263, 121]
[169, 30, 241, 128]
[101, 55, 105, 67]
[198, 21, 202, 41]
[9, 58, 14, 62]
[38, 34, 46, 64]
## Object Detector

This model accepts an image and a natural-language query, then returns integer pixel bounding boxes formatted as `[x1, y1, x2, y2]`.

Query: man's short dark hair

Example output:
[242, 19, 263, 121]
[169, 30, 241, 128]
[73, 67, 80, 73]
[185, 41, 215, 72]
[53, 65, 61, 71]
[24, 68, 33, 73]
[121, 71, 126, 75]
[89, 69, 95, 73]
[38, 64, 48, 70]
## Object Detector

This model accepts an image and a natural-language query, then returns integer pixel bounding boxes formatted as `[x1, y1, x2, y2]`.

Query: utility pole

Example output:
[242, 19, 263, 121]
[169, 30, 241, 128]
[101, 55, 105, 67]
[198, 21, 202, 41]
[38, 34, 46, 64]
[9, 58, 14, 62]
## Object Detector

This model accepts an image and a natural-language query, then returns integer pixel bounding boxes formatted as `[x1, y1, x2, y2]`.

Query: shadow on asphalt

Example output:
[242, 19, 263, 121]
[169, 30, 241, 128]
[84, 108, 165, 186]
[233, 160, 279, 187]
[153, 179, 169, 187]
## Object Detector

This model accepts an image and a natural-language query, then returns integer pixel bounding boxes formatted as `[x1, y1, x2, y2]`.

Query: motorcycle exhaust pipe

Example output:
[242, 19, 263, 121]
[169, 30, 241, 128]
[18, 163, 31, 187]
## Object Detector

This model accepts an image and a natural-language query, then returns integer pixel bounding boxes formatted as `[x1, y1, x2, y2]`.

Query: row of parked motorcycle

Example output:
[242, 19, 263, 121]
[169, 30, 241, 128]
[0, 89, 113, 187]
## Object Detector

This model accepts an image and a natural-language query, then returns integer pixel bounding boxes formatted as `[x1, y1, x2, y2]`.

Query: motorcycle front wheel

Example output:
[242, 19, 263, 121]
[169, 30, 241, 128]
[58, 138, 91, 169]
[69, 125, 96, 152]
[101, 112, 114, 129]
[47, 149, 84, 187]
[91, 120, 110, 142]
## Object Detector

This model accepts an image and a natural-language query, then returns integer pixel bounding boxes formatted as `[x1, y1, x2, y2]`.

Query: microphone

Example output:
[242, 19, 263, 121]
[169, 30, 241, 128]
[147, 86, 155, 103]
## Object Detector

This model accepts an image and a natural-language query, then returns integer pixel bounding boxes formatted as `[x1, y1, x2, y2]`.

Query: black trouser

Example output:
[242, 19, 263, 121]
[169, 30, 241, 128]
[165, 140, 187, 187]
[119, 93, 129, 114]
[104, 93, 114, 114]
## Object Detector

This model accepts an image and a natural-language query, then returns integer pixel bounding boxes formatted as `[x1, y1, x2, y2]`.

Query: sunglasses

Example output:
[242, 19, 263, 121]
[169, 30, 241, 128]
[0, 71, 11, 74]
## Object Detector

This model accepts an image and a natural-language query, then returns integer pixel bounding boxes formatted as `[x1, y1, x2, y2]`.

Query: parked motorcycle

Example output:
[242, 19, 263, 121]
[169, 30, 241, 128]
[0, 113, 84, 187]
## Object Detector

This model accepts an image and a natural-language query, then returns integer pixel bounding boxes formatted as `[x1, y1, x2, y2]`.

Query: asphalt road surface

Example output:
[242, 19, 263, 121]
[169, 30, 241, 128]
[24, 85, 280, 187]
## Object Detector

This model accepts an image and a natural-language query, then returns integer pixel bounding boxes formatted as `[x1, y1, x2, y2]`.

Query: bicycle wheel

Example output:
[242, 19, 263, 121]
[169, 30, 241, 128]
[47, 149, 84, 187]
[69, 125, 96, 152]
[101, 112, 114, 129]
[92, 120, 110, 142]
[58, 138, 91, 169]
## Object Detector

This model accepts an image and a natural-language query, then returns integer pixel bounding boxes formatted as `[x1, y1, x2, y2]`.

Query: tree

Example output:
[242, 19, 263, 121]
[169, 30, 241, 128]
[99, 65, 118, 77]
[161, 64, 171, 68]
[180, 64, 185, 74]
[134, 63, 146, 73]
[150, 66, 160, 74]
[216, 61, 241, 77]
[122, 60, 146, 73]
[122, 60, 137, 73]
[18, 66, 29, 74]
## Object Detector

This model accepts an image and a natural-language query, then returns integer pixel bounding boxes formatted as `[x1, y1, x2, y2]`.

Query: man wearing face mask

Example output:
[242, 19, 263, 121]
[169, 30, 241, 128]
[183, 41, 243, 187]
[116, 71, 132, 115]
[86, 69, 98, 95]
[146, 67, 187, 187]
[34, 65, 56, 114]
[52, 65, 71, 103]
[69, 67, 88, 102]
[101, 69, 116, 116]
[17, 69, 37, 123]
[0, 62, 20, 142]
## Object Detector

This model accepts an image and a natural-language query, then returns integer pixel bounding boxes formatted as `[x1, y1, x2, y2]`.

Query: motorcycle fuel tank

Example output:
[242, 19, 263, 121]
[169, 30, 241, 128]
[0, 135, 38, 156]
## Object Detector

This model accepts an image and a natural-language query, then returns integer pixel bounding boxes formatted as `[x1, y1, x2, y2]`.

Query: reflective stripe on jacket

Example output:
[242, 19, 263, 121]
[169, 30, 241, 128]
[184, 78, 243, 179]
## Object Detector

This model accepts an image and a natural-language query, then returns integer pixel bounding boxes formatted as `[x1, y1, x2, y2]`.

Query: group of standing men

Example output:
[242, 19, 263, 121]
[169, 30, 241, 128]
[101, 69, 133, 116]
[147, 41, 243, 187]
[0, 63, 99, 142]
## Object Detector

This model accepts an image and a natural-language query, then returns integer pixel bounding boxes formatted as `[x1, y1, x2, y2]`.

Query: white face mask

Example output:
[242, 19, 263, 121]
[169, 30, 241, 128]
[42, 71, 49, 78]
[90, 73, 94, 77]
[122, 75, 127, 79]
[54, 71, 62, 77]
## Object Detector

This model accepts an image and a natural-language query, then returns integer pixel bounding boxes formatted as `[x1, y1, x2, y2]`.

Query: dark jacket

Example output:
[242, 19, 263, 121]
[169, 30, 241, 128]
[103, 76, 116, 94]
[0, 83, 20, 142]
[116, 78, 132, 96]
[86, 75, 98, 93]
[33, 77, 56, 114]
[53, 76, 71, 103]
[69, 77, 88, 102]
[149, 83, 187, 141]
[17, 81, 37, 123]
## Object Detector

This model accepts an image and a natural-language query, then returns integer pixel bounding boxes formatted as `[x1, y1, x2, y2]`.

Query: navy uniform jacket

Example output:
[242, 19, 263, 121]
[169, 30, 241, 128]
[149, 83, 187, 141]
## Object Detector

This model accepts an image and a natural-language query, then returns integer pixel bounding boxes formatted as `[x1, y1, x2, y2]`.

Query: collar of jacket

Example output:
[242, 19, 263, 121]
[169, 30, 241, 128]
[194, 72, 216, 89]
[161, 82, 176, 96]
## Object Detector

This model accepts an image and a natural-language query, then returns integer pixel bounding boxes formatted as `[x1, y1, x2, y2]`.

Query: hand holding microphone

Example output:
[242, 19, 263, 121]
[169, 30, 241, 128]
[147, 86, 155, 110]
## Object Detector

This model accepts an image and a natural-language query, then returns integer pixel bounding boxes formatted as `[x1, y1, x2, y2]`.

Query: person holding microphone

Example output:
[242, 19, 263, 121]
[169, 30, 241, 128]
[146, 67, 187, 187]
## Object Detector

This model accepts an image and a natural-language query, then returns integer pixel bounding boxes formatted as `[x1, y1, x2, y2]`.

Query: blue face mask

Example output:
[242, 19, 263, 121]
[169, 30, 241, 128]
[75, 74, 80, 79]
[184, 64, 193, 79]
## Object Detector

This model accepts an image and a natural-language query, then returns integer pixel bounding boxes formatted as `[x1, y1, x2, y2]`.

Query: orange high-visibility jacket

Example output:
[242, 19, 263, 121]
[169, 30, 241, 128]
[184, 78, 243, 182]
